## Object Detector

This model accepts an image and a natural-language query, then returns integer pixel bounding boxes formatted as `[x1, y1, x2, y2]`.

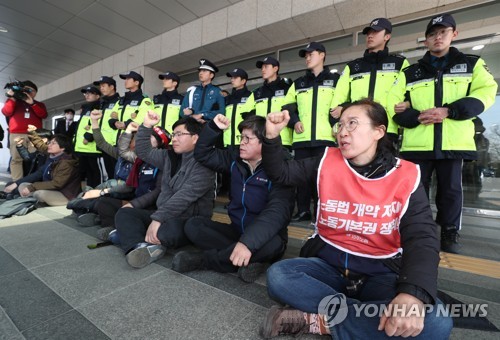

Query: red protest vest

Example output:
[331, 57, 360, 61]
[316, 148, 420, 258]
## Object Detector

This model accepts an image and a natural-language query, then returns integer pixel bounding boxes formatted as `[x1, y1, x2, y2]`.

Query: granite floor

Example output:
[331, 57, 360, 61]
[0, 176, 499, 339]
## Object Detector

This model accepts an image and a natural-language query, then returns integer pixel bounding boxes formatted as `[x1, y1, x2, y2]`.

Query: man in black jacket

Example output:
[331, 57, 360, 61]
[171, 114, 293, 283]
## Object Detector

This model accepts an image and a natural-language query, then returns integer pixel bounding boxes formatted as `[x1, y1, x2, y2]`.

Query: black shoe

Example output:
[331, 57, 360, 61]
[441, 225, 461, 254]
[171, 251, 205, 273]
[237, 263, 265, 283]
[291, 211, 312, 222]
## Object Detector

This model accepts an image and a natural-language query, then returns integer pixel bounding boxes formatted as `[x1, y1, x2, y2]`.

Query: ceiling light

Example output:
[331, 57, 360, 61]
[472, 44, 485, 51]
[0, 26, 8, 33]
[331, 69, 338, 73]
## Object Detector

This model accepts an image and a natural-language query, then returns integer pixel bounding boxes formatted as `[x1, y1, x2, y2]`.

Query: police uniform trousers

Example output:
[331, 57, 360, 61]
[408, 158, 463, 230]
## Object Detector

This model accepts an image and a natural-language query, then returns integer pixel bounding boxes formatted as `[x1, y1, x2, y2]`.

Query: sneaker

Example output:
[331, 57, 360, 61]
[260, 305, 308, 339]
[171, 251, 205, 273]
[96, 227, 115, 241]
[126, 243, 166, 269]
[291, 211, 312, 222]
[237, 263, 265, 283]
[108, 229, 120, 245]
[441, 225, 461, 254]
[77, 213, 100, 227]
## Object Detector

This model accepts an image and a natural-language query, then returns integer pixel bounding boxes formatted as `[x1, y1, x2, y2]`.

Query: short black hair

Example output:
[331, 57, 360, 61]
[35, 128, 53, 140]
[52, 134, 73, 154]
[238, 115, 266, 143]
[172, 117, 203, 135]
[22, 80, 38, 92]
[64, 109, 75, 115]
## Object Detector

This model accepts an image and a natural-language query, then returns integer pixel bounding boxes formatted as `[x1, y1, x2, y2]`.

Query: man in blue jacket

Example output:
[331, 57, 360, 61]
[180, 59, 225, 123]
[171, 114, 293, 283]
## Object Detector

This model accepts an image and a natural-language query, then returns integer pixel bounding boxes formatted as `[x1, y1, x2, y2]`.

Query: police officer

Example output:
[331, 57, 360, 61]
[389, 13, 498, 253]
[93, 76, 121, 179]
[74, 86, 104, 188]
[223, 68, 251, 147]
[330, 18, 409, 142]
[180, 59, 225, 123]
[109, 71, 154, 133]
[243, 56, 293, 148]
[281, 42, 340, 222]
[153, 71, 184, 133]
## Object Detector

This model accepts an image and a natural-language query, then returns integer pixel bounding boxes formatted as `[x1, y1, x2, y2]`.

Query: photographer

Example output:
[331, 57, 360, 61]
[2, 80, 48, 181]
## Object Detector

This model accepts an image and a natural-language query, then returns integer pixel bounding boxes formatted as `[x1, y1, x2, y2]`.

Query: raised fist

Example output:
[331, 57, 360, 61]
[213, 114, 231, 130]
[266, 111, 290, 139]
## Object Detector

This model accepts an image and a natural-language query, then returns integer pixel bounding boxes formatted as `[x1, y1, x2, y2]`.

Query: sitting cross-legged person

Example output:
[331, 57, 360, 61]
[3, 134, 80, 206]
[115, 114, 215, 269]
[259, 99, 452, 339]
[171, 114, 293, 283]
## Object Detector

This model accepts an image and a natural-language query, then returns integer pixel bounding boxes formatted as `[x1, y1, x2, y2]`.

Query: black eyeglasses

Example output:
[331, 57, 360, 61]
[171, 132, 193, 138]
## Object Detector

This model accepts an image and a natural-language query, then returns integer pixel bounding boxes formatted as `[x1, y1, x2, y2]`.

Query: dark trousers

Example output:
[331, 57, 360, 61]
[293, 146, 327, 214]
[115, 208, 190, 252]
[184, 216, 286, 273]
[94, 196, 125, 227]
[101, 153, 117, 180]
[78, 155, 104, 188]
[408, 158, 463, 229]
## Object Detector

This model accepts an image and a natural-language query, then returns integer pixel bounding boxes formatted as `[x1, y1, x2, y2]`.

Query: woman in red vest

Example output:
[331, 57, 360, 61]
[259, 99, 452, 339]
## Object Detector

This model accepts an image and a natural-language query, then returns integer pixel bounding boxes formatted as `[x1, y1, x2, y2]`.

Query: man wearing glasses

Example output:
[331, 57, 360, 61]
[389, 13, 498, 253]
[171, 114, 293, 283]
[116, 114, 215, 269]
[74, 86, 104, 188]
[2, 80, 48, 181]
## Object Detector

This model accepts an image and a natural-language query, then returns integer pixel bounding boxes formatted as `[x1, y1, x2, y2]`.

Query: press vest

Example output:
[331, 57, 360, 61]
[316, 148, 420, 258]
[74, 101, 102, 154]
[331, 49, 409, 135]
[283, 68, 339, 147]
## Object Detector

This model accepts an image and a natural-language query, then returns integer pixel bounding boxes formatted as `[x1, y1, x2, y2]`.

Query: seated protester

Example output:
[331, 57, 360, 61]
[259, 99, 452, 339]
[171, 115, 293, 283]
[2, 134, 80, 206]
[69, 116, 167, 227]
[93, 171, 163, 241]
[115, 114, 215, 269]
[15, 127, 52, 177]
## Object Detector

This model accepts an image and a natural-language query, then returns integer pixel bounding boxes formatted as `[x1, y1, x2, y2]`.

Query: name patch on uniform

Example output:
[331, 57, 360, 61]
[143, 169, 154, 175]
[323, 80, 334, 86]
[255, 177, 269, 184]
[450, 64, 467, 73]
[172, 99, 180, 105]
[382, 63, 396, 70]
[275, 90, 284, 97]
[108, 104, 114, 109]
[241, 97, 248, 103]
[130, 100, 138, 106]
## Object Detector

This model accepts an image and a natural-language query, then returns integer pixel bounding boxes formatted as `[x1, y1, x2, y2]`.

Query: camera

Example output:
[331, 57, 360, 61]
[4, 80, 30, 101]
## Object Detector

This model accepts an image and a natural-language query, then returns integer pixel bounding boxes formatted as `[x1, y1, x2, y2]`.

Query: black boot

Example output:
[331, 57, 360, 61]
[441, 225, 461, 254]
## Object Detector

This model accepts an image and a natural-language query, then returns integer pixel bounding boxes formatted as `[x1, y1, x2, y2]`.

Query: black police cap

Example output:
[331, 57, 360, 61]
[93, 76, 116, 87]
[119, 71, 144, 85]
[362, 18, 392, 34]
[298, 42, 326, 58]
[226, 68, 248, 80]
[256, 56, 280, 69]
[81, 86, 101, 95]
[425, 13, 456, 36]
[158, 71, 180, 83]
